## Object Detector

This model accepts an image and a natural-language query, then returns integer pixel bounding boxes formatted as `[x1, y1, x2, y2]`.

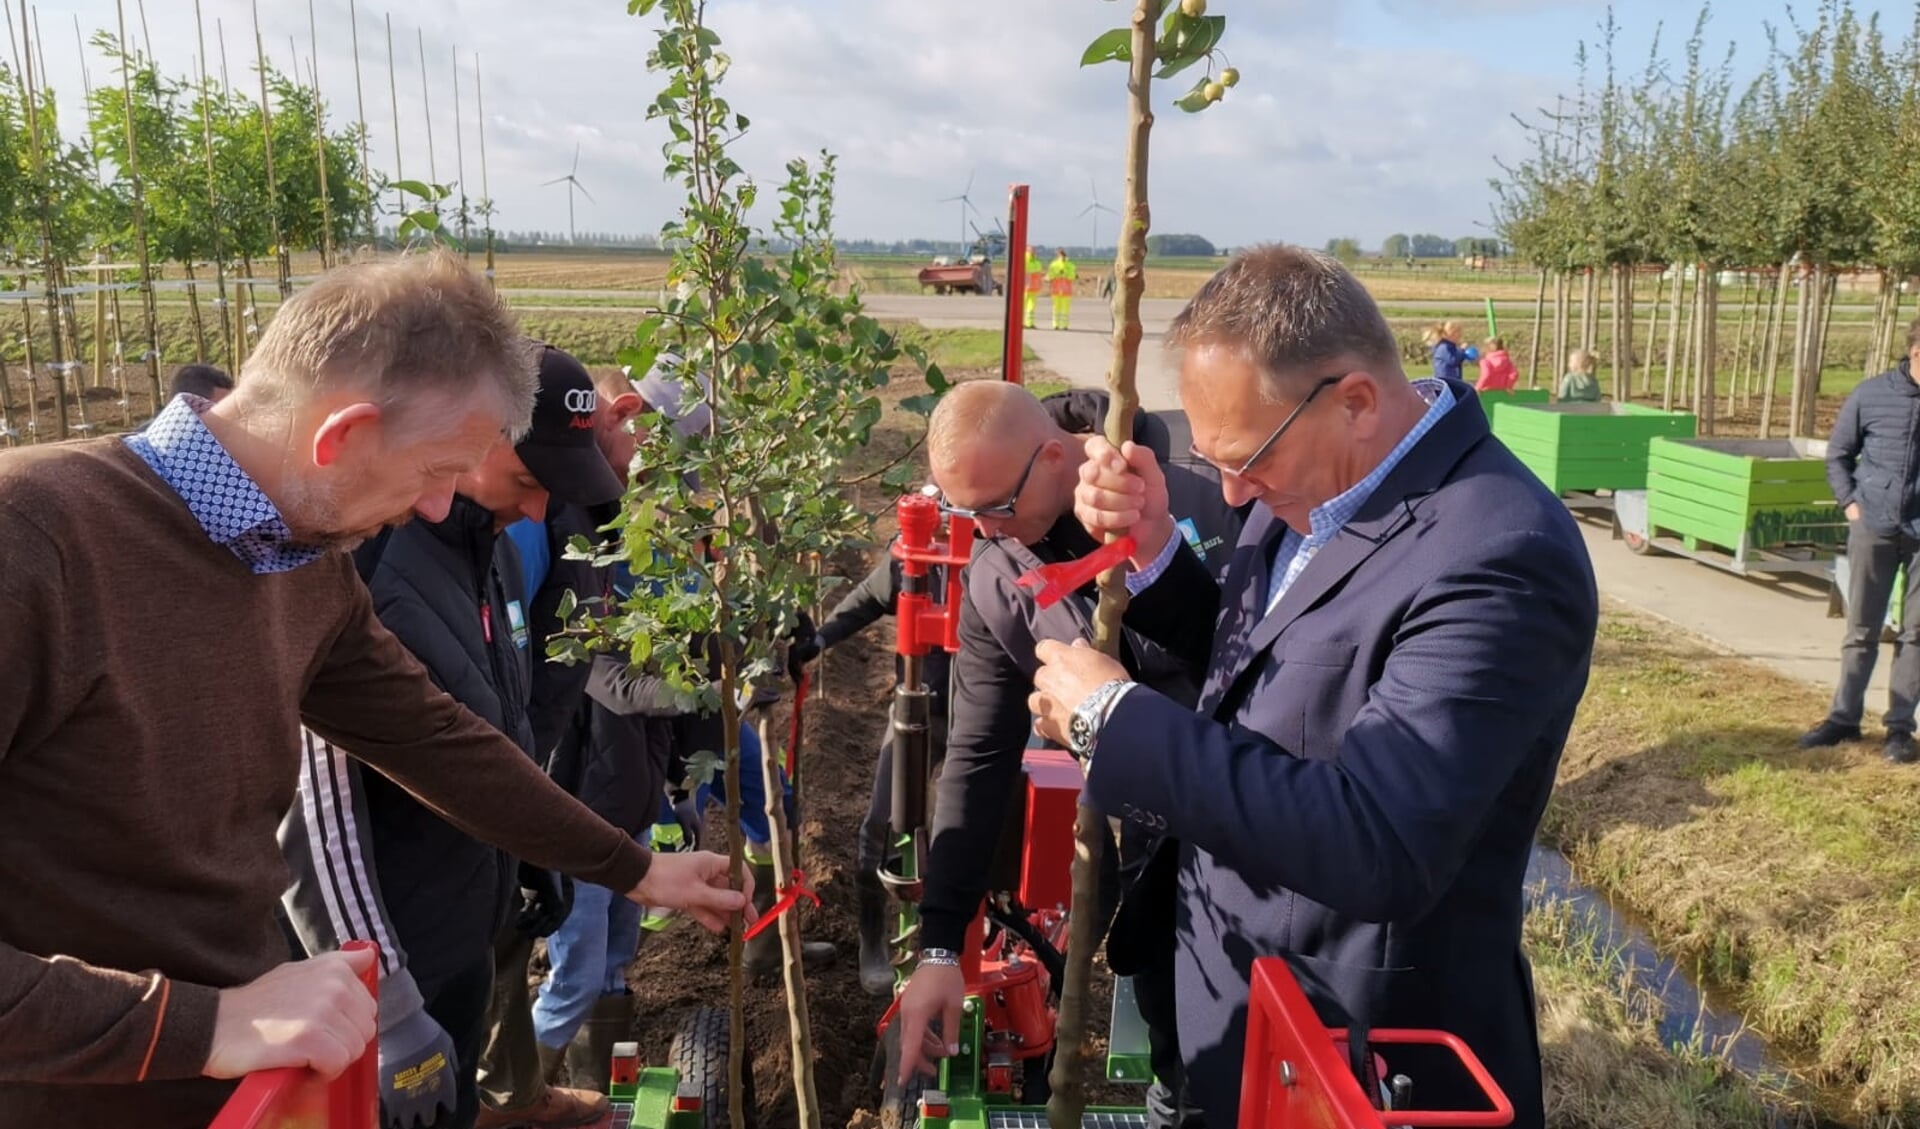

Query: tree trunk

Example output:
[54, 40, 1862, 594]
[719, 666, 748, 1129]
[1609, 264, 1630, 401]
[186, 261, 208, 364]
[1698, 267, 1719, 436]
[1641, 271, 1665, 397]
[1805, 266, 1837, 437]
[1788, 263, 1813, 438]
[1552, 270, 1568, 387]
[1887, 281, 1905, 373]
[1527, 268, 1546, 389]
[0, 341, 16, 445]
[756, 715, 822, 1129]
[1049, 4, 1159, 1127]
[1581, 266, 1599, 353]
[1678, 269, 1699, 412]
[1727, 272, 1753, 420]
[1759, 262, 1790, 439]
[1662, 267, 1687, 412]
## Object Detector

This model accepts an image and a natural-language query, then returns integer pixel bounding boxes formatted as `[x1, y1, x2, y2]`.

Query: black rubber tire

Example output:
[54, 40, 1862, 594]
[669, 1006, 755, 1129]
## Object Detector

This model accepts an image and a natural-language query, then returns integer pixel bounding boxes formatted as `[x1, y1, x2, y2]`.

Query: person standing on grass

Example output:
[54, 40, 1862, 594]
[1026, 245, 1597, 1129]
[1557, 349, 1602, 403]
[1803, 318, 1920, 764]
[1475, 337, 1518, 393]
[0, 250, 746, 1129]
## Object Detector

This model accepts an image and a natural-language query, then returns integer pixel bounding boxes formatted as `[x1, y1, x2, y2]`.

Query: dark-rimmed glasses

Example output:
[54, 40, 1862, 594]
[1191, 374, 1345, 478]
[937, 444, 1044, 521]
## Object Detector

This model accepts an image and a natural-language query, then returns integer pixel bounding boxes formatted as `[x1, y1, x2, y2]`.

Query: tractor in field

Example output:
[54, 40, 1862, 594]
[918, 232, 1005, 296]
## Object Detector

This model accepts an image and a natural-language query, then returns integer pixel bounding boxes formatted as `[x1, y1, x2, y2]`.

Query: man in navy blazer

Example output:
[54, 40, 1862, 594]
[1028, 244, 1597, 1128]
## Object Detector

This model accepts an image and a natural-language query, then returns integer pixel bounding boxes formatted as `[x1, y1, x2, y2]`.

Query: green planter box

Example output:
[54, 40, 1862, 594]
[1493, 402, 1697, 494]
[1645, 436, 1844, 555]
[1476, 388, 1551, 427]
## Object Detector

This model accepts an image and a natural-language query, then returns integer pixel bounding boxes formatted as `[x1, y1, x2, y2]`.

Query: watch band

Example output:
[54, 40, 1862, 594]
[919, 947, 961, 968]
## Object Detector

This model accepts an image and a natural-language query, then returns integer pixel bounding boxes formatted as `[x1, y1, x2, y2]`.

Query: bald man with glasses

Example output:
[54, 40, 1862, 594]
[894, 381, 1244, 1128]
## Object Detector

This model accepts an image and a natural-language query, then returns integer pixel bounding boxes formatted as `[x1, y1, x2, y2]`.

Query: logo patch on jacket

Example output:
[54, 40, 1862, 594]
[506, 599, 529, 650]
[1178, 516, 1224, 562]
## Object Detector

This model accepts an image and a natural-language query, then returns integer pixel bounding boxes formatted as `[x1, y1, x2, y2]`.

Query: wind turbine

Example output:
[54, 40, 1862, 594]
[544, 143, 594, 245]
[1079, 177, 1117, 255]
[939, 169, 982, 257]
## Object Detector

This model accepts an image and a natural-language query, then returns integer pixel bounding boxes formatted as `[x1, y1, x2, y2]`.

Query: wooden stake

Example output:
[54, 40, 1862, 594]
[387, 14, 404, 225]
[305, 0, 334, 268]
[115, 0, 163, 416]
[451, 44, 469, 254]
[756, 714, 822, 1129]
[19, 0, 68, 439]
[1049, 5, 1160, 1128]
[194, 0, 232, 365]
[1662, 267, 1686, 412]
[1640, 272, 1664, 397]
[1526, 268, 1545, 388]
[1759, 263, 1790, 440]
[417, 28, 438, 186]
[475, 52, 496, 284]
[253, 0, 290, 298]
[348, 1, 374, 247]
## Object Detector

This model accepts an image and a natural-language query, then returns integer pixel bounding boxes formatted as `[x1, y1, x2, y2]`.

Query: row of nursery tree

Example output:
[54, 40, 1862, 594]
[1493, 0, 1920, 438]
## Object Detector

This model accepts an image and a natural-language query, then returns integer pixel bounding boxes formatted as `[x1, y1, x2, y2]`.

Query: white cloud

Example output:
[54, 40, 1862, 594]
[27, 0, 1561, 249]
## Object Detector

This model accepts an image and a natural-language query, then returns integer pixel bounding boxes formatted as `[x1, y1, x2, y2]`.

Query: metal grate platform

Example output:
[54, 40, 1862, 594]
[610, 1101, 636, 1129]
[986, 1113, 1150, 1129]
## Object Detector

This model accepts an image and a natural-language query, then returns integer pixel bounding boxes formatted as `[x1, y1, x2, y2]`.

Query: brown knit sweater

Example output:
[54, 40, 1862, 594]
[0, 438, 652, 1129]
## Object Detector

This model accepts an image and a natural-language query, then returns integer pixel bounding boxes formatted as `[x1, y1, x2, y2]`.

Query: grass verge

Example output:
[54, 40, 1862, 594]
[1547, 605, 1920, 1119]
[1528, 893, 1793, 1128]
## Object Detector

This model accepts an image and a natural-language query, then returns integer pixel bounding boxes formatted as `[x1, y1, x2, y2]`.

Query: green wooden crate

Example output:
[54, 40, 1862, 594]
[1476, 388, 1551, 428]
[1492, 402, 1697, 494]
[1645, 436, 1845, 555]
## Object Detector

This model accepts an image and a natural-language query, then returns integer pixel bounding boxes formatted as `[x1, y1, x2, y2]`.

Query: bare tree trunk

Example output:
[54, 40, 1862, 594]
[1662, 266, 1687, 412]
[1868, 269, 1892, 382]
[1727, 271, 1754, 419]
[1678, 267, 1700, 412]
[1805, 266, 1836, 437]
[1527, 267, 1546, 389]
[756, 716, 822, 1129]
[1887, 280, 1905, 372]
[1698, 267, 1719, 436]
[185, 262, 208, 364]
[1552, 270, 1569, 387]
[1050, 5, 1160, 1128]
[1788, 263, 1813, 438]
[1641, 270, 1666, 397]
[718, 665, 748, 1129]
[1582, 266, 1600, 353]
[1759, 263, 1789, 438]
[1610, 263, 1631, 400]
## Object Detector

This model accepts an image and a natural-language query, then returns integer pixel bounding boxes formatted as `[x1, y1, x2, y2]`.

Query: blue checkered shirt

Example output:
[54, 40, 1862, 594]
[1127, 379, 1456, 613]
[1262, 378, 1454, 611]
[123, 394, 323, 575]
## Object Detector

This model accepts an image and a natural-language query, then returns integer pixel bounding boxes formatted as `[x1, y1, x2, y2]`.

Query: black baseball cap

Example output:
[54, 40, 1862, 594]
[514, 344, 626, 507]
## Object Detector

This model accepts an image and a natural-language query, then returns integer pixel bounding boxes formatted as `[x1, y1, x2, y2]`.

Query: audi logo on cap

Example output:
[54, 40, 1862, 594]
[564, 388, 598, 414]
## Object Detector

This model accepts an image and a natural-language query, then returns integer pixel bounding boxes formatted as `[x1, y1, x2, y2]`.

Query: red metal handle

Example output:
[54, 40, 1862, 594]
[208, 939, 381, 1129]
[1237, 957, 1513, 1129]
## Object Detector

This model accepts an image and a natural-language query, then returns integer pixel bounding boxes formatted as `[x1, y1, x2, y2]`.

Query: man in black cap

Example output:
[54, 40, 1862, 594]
[280, 344, 625, 1129]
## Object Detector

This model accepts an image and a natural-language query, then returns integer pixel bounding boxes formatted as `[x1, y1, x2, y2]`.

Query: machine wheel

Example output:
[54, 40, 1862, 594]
[874, 1018, 928, 1129]
[670, 1006, 754, 1129]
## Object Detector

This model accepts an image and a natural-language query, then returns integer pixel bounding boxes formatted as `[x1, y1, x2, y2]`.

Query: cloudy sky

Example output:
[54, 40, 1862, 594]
[22, 0, 1916, 251]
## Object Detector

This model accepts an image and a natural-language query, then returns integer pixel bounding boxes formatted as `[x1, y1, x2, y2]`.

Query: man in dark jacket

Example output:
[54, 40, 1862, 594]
[280, 345, 627, 1129]
[1808, 321, 1920, 763]
[894, 381, 1245, 1128]
[1028, 245, 1597, 1129]
[786, 524, 954, 995]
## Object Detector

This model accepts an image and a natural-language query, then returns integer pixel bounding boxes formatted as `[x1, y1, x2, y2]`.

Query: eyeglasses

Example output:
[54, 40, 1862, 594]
[937, 444, 1044, 521]
[1191, 374, 1345, 478]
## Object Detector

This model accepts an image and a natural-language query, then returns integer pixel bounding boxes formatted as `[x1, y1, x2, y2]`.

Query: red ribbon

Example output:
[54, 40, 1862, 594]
[742, 868, 820, 940]
[1015, 535, 1137, 609]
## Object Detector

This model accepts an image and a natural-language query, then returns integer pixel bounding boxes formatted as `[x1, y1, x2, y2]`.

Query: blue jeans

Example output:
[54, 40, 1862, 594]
[691, 721, 795, 850]
[531, 838, 644, 1049]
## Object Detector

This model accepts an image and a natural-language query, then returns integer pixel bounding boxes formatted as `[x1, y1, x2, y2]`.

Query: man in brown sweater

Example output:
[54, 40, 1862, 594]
[0, 249, 748, 1129]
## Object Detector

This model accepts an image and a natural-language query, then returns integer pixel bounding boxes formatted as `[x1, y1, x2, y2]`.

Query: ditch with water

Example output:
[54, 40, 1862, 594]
[1526, 843, 1866, 1128]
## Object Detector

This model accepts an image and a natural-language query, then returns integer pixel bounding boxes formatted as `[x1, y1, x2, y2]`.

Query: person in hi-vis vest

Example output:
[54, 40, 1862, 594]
[1023, 247, 1045, 329]
[1047, 248, 1078, 330]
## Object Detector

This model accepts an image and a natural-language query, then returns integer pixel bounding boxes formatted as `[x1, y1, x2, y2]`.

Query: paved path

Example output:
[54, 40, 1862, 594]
[877, 292, 1881, 707]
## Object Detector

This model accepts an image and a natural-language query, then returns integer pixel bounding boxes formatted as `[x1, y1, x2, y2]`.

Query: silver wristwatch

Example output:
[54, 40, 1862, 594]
[1066, 678, 1132, 758]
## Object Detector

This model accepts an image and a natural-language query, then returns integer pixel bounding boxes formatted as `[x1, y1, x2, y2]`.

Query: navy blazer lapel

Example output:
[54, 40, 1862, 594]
[1199, 508, 1282, 715]
[1211, 380, 1492, 715]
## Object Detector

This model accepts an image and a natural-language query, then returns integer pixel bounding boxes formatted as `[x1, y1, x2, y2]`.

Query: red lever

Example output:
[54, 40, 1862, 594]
[1015, 536, 1136, 609]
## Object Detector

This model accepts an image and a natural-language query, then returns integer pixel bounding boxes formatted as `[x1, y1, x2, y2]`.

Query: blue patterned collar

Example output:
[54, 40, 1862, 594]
[124, 394, 324, 575]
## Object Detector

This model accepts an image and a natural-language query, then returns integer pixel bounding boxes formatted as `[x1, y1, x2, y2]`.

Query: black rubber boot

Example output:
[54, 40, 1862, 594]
[856, 869, 895, 996]
[745, 859, 837, 984]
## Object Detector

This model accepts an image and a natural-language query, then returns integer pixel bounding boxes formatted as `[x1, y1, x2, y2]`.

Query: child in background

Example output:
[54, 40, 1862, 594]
[1423, 320, 1479, 382]
[1559, 349, 1602, 402]
[1475, 336, 1518, 392]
